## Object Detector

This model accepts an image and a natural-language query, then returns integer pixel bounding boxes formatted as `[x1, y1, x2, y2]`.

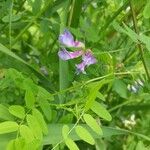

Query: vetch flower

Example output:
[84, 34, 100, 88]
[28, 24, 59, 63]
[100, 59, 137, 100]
[58, 48, 83, 60]
[58, 29, 97, 74]
[82, 50, 97, 66]
[76, 50, 97, 74]
[76, 61, 87, 74]
[59, 29, 84, 48]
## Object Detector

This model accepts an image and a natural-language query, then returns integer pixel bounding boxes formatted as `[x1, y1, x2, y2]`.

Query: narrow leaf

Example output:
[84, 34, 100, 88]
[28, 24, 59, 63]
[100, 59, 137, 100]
[85, 81, 103, 111]
[26, 115, 43, 140]
[9, 105, 25, 119]
[38, 99, 52, 122]
[91, 101, 112, 121]
[32, 108, 48, 135]
[19, 125, 34, 143]
[83, 114, 103, 135]
[62, 125, 69, 139]
[25, 90, 35, 109]
[0, 104, 14, 121]
[0, 121, 18, 134]
[75, 125, 95, 145]
[143, 0, 150, 19]
[65, 138, 79, 150]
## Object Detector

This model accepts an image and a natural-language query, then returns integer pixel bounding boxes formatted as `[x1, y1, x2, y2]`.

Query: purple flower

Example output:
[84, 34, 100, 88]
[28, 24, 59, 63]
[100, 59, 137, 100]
[59, 29, 84, 48]
[76, 50, 97, 74]
[58, 49, 83, 60]
[58, 30, 97, 74]
[76, 62, 86, 74]
[82, 50, 97, 66]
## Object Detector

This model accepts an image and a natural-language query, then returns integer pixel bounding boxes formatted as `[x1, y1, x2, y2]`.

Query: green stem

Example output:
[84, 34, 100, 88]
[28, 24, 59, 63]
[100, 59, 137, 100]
[129, 1, 150, 81]
[54, 71, 140, 97]
[9, 0, 13, 50]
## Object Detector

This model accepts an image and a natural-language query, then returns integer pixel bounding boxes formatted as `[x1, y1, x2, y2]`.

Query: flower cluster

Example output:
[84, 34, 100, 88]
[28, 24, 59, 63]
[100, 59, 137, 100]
[58, 29, 97, 74]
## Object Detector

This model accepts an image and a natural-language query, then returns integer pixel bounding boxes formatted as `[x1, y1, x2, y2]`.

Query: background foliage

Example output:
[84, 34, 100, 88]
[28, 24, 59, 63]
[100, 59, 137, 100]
[0, 0, 150, 149]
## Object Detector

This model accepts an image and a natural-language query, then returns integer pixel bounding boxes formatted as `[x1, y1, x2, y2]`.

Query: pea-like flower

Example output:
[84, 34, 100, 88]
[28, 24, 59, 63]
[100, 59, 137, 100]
[58, 48, 83, 60]
[76, 50, 97, 74]
[58, 29, 97, 74]
[59, 29, 84, 48]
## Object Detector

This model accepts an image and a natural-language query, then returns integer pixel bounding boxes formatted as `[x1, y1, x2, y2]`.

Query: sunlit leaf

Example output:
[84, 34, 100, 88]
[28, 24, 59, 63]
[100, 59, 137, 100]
[65, 138, 79, 150]
[26, 115, 43, 140]
[62, 125, 69, 139]
[75, 125, 95, 145]
[9, 105, 25, 119]
[91, 101, 112, 121]
[83, 114, 103, 135]
[143, 0, 150, 19]
[25, 90, 35, 109]
[0, 104, 14, 121]
[32, 108, 48, 135]
[0, 121, 18, 134]
[19, 125, 34, 143]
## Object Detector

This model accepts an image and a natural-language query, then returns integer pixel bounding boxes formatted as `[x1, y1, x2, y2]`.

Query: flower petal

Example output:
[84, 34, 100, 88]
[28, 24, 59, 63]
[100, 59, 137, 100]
[58, 49, 83, 60]
[59, 29, 85, 48]
[82, 50, 97, 66]
[74, 41, 85, 48]
[59, 29, 75, 47]
[76, 61, 86, 74]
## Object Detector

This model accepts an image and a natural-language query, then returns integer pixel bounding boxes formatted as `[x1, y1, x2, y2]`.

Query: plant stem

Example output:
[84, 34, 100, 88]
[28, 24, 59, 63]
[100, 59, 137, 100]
[9, 0, 13, 50]
[129, 1, 150, 81]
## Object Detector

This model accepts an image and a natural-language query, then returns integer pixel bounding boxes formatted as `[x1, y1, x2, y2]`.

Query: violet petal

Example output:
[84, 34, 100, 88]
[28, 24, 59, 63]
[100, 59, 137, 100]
[59, 29, 85, 48]
[75, 61, 86, 74]
[82, 50, 97, 66]
[58, 49, 83, 60]
[59, 29, 75, 47]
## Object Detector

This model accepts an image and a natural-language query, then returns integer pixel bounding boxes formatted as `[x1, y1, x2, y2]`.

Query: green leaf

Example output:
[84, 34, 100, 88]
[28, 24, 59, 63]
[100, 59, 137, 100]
[97, 92, 105, 101]
[113, 79, 127, 98]
[136, 141, 146, 150]
[0, 104, 14, 121]
[2, 14, 21, 22]
[6, 139, 15, 150]
[75, 125, 95, 145]
[139, 34, 150, 52]
[0, 43, 53, 92]
[38, 99, 52, 122]
[83, 114, 103, 135]
[85, 81, 104, 111]
[91, 101, 112, 121]
[19, 125, 34, 143]
[0, 124, 149, 147]
[123, 23, 139, 43]
[26, 115, 43, 140]
[0, 121, 18, 134]
[70, 0, 84, 28]
[32, 0, 42, 15]
[143, 0, 150, 19]
[9, 105, 25, 119]
[7, 138, 26, 150]
[62, 125, 69, 139]
[37, 86, 54, 101]
[25, 90, 35, 109]
[32, 108, 48, 135]
[13, 138, 26, 150]
[144, 51, 150, 71]
[65, 138, 79, 150]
